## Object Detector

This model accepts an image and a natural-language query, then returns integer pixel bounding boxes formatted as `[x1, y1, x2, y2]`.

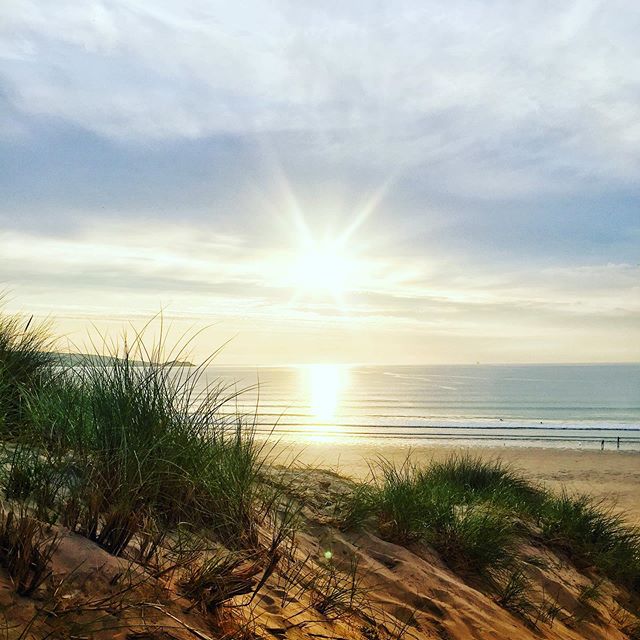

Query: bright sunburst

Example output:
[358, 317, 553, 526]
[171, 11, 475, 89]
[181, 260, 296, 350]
[276, 180, 391, 305]
[291, 239, 354, 297]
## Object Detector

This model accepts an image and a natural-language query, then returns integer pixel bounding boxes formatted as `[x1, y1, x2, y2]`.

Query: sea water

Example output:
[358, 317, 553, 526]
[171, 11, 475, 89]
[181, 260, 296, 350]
[203, 363, 640, 450]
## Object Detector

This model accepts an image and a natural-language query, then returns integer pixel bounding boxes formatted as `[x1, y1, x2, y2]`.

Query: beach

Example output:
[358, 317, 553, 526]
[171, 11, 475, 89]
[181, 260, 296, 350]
[1, 319, 639, 639]
[232, 362, 640, 525]
[271, 441, 640, 523]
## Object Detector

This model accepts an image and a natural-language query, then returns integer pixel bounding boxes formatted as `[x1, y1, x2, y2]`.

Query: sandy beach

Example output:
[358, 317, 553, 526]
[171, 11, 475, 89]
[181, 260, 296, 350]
[270, 441, 640, 524]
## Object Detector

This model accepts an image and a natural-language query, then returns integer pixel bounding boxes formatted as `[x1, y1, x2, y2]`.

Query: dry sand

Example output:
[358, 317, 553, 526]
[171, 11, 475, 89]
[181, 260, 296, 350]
[268, 440, 640, 524]
[4, 472, 635, 640]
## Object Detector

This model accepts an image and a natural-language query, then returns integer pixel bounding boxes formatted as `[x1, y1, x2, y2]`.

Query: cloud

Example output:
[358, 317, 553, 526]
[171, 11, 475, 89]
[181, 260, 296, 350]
[2, 1, 639, 363]
[2, 222, 638, 324]
[2, 0, 640, 191]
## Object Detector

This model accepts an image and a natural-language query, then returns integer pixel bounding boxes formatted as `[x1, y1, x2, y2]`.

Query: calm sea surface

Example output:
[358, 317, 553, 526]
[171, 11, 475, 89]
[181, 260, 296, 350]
[202, 364, 640, 450]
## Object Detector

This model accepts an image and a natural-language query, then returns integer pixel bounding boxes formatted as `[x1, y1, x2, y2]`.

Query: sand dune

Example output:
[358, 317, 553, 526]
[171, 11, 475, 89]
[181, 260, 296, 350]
[4, 463, 638, 639]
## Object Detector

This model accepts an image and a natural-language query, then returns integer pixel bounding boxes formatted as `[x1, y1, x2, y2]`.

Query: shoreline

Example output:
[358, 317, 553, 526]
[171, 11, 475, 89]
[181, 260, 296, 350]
[267, 439, 640, 523]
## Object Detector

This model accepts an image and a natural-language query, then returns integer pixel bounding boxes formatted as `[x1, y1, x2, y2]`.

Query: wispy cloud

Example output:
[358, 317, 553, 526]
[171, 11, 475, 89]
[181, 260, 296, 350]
[3, 1, 640, 186]
[2, 222, 638, 362]
[1, 1, 639, 362]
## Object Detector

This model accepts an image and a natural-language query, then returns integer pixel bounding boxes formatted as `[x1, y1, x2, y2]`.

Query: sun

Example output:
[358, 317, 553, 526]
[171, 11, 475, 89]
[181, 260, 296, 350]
[291, 239, 353, 297]
[277, 182, 390, 302]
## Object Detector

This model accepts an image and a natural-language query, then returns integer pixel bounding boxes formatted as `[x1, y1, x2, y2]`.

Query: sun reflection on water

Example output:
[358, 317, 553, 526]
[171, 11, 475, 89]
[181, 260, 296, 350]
[303, 364, 349, 441]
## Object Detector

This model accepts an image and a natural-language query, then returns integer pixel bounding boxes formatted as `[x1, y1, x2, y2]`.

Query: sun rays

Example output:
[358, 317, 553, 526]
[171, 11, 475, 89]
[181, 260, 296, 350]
[269, 173, 394, 310]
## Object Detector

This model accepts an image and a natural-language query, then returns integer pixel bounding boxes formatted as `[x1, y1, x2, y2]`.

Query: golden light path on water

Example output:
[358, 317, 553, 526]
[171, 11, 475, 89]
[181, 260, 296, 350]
[302, 364, 350, 442]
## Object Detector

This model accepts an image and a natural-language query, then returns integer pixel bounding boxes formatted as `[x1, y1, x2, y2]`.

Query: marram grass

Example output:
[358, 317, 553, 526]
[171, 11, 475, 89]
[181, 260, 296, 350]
[340, 454, 640, 590]
[0, 313, 288, 556]
[0, 311, 56, 435]
[1, 306, 639, 621]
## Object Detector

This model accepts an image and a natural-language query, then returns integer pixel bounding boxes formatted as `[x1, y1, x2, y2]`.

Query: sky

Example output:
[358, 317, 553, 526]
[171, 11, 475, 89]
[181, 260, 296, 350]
[1, 0, 639, 364]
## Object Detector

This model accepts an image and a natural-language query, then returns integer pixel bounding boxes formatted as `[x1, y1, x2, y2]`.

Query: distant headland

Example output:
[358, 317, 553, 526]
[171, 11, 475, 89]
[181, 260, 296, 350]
[47, 352, 195, 367]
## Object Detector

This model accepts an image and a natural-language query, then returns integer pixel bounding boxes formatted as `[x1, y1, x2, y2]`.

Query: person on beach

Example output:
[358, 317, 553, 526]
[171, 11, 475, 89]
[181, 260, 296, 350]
[601, 439, 605, 451]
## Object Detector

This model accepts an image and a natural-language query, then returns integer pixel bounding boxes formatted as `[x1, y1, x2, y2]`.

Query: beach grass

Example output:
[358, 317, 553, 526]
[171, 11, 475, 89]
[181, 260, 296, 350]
[340, 454, 640, 591]
[539, 492, 640, 589]
[0, 507, 61, 596]
[423, 453, 546, 514]
[0, 311, 292, 560]
[0, 312, 56, 436]
[0, 310, 308, 637]
[341, 456, 522, 573]
[2, 306, 640, 638]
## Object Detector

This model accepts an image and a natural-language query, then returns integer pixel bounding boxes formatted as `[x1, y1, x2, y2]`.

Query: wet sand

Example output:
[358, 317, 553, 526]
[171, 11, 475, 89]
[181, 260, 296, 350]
[268, 440, 640, 523]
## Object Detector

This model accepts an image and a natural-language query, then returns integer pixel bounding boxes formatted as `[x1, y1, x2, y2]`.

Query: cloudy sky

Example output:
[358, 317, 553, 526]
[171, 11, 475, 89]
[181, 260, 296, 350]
[1, 0, 639, 364]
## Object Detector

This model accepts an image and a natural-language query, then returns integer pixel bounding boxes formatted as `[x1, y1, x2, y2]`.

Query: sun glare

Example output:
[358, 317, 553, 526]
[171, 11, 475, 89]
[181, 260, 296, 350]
[307, 364, 347, 422]
[291, 240, 353, 297]
[279, 185, 388, 304]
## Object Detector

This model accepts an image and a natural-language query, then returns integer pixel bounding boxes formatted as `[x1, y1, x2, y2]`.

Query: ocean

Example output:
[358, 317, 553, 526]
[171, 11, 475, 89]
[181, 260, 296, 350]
[205, 364, 640, 450]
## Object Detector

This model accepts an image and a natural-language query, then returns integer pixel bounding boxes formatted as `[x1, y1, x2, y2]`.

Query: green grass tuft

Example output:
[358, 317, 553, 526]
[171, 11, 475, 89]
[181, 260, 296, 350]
[341, 456, 522, 573]
[340, 454, 640, 593]
[422, 453, 546, 514]
[0, 311, 56, 435]
[0, 322, 286, 555]
[539, 492, 640, 589]
[178, 550, 261, 612]
[495, 567, 536, 621]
